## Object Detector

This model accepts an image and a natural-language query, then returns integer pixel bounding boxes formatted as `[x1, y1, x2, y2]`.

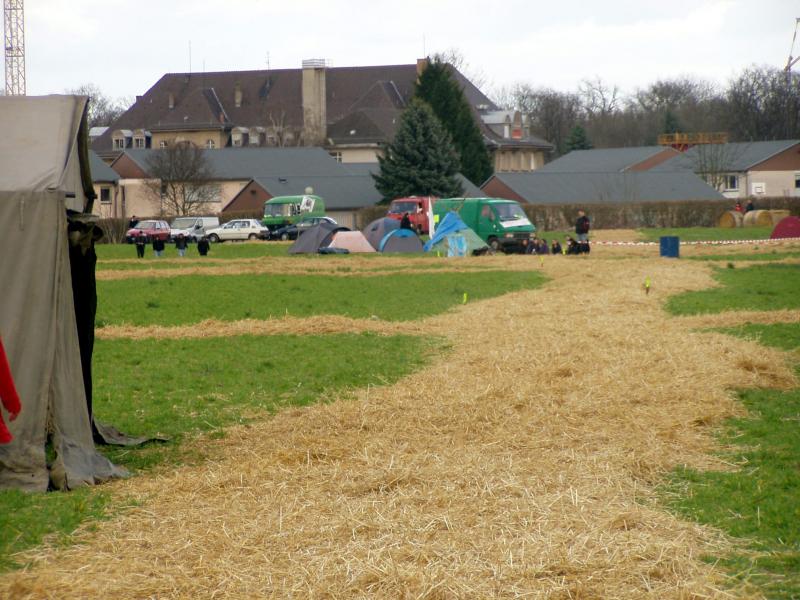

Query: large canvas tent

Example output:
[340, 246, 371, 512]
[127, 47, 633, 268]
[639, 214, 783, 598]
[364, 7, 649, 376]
[0, 95, 127, 491]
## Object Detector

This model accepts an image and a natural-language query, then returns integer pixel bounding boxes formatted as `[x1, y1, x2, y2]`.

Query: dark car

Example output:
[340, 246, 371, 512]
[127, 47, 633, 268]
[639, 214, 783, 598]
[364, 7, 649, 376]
[126, 220, 171, 243]
[271, 216, 337, 241]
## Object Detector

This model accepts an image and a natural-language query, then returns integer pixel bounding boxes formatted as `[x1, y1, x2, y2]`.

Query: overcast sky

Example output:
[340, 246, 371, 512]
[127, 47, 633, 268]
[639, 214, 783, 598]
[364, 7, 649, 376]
[18, 0, 797, 102]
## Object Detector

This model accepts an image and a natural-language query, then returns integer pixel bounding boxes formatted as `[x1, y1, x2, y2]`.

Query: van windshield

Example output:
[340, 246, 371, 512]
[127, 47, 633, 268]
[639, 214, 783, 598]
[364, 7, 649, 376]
[494, 203, 526, 221]
[389, 201, 418, 214]
[170, 218, 197, 229]
[264, 204, 292, 217]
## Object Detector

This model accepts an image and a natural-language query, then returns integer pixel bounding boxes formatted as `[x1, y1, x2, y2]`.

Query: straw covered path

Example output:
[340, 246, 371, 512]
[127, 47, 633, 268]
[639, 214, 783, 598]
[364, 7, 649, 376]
[4, 256, 797, 598]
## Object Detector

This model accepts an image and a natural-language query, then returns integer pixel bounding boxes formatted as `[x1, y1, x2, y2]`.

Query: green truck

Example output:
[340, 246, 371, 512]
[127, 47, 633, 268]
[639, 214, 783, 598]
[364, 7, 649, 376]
[433, 197, 535, 253]
[262, 195, 326, 230]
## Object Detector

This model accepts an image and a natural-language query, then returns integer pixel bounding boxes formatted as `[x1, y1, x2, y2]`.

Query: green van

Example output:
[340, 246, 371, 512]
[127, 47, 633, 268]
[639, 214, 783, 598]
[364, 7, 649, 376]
[262, 194, 326, 230]
[433, 198, 535, 253]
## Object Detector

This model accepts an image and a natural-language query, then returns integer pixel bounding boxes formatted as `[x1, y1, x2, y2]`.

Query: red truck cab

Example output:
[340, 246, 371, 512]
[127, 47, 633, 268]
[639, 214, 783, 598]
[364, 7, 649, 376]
[387, 196, 436, 234]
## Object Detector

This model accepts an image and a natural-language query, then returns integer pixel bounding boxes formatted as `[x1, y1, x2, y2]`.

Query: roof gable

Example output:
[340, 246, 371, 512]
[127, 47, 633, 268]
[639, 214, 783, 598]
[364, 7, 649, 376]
[539, 146, 675, 173]
[489, 171, 725, 204]
[653, 140, 800, 172]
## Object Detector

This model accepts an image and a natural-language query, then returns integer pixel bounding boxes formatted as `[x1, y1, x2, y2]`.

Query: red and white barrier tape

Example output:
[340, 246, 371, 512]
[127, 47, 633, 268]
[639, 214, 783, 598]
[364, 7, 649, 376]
[590, 237, 800, 247]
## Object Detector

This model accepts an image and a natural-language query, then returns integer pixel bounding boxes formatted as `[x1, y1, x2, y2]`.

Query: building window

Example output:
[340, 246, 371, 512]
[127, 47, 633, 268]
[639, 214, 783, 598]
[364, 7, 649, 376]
[113, 138, 125, 150]
[100, 187, 111, 203]
[329, 151, 342, 162]
[134, 137, 145, 149]
[794, 173, 800, 189]
[724, 175, 739, 191]
[159, 141, 168, 149]
[206, 139, 216, 149]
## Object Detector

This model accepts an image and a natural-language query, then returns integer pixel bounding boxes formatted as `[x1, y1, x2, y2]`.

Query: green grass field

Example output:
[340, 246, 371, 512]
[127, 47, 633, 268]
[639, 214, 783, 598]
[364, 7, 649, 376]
[687, 250, 800, 262]
[664, 303, 800, 593]
[0, 332, 442, 571]
[666, 264, 800, 315]
[96, 271, 546, 326]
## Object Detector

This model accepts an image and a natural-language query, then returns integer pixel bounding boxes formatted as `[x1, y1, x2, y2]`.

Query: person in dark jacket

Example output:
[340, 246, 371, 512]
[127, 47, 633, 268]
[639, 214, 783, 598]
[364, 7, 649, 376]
[575, 210, 590, 242]
[550, 240, 562, 255]
[128, 215, 139, 229]
[197, 236, 210, 256]
[135, 234, 146, 258]
[152, 237, 166, 257]
[175, 233, 188, 257]
[745, 200, 755, 213]
[400, 212, 412, 229]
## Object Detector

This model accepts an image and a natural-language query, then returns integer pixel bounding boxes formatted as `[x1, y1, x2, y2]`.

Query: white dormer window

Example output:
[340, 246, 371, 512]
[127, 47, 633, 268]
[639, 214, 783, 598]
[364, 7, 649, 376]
[113, 138, 125, 150]
[206, 139, 216, 149]
[159, 141, 168, 149]
[134, 137, 146, 149]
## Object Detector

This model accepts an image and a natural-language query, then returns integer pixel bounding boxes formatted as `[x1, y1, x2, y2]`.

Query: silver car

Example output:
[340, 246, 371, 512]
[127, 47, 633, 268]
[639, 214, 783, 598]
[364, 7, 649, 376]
[205, 219, 269, 243]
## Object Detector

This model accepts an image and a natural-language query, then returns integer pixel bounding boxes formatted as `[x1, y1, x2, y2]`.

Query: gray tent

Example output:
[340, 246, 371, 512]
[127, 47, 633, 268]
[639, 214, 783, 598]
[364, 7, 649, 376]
[288, 222, 350, 254]
[363, 217, 400, 250]
[0, 95, 127, 491]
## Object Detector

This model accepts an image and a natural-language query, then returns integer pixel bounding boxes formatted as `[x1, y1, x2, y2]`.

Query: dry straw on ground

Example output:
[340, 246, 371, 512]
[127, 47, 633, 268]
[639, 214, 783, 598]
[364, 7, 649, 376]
[2, 254, 797, 598]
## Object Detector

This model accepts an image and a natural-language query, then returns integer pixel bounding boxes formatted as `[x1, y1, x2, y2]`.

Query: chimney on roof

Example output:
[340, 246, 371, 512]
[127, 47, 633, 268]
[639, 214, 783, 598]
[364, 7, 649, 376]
[302, 59, 327, 146]
[168, 93, 174, 109]
[416, 58, 429, 81]
[234, 82, 242, 108]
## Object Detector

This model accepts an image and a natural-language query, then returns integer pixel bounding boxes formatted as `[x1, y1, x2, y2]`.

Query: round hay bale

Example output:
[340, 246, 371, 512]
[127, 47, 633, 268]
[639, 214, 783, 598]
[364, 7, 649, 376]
[768, 209, 790, 225]
[718, 210, 742, 228]
[742, 209, 772, 227]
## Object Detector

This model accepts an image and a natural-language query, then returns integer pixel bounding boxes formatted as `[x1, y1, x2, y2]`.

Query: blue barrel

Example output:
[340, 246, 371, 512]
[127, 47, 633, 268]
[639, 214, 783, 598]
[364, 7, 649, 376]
[660, 236, 680, 258]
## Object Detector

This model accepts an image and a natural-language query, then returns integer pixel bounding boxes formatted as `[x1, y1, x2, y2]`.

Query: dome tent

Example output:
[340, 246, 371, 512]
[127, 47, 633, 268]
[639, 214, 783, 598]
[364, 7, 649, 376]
[379, 228, 424, 253]
[0, 95, 130, 491]
[363, 217, 400, 250]
[288, 222, 350, 254]
[424, 211, 488, 256]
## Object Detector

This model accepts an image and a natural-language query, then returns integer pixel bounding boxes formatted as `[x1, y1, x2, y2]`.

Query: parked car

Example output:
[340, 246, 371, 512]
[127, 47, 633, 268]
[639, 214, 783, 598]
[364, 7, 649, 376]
[169, 216, 220, 242]
[126, 219, 171, 243]
[205, 219, 269, 243]
[271, 216, 338, 241]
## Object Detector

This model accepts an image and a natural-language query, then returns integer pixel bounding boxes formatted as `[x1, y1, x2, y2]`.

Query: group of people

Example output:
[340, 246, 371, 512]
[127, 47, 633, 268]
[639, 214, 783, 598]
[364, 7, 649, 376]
[734, 200, 755, 213]
[134, 234, 210, 258]
[524, 209, 591, 256]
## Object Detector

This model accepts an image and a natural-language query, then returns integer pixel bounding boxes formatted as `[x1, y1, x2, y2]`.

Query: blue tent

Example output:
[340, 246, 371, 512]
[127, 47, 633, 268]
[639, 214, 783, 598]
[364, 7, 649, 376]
[378, 228, 424, 252]
[424, 211, 487, 254]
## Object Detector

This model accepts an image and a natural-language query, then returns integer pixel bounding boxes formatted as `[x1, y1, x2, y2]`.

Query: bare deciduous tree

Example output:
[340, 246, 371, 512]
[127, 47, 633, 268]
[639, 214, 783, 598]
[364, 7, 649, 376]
[144, 142, 220, 216]
[267, 111, 303, 147]
[66, 83, 131, 128]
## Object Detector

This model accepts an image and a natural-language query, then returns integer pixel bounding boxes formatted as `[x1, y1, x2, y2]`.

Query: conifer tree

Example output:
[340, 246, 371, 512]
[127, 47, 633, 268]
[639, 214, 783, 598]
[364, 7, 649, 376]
[415, 58, 493, 185]
[372, 98, 463, 201]
[564, 125, 593, 152]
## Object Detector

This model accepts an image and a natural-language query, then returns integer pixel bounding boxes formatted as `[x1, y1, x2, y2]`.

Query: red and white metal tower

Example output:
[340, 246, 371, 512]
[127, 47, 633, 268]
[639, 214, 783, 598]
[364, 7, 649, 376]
[3, 0, 26, 95]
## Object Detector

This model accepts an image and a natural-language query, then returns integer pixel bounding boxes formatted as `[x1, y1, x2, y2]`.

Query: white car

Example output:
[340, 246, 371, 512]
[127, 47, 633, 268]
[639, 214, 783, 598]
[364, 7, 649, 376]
[205, 219, 269, 243]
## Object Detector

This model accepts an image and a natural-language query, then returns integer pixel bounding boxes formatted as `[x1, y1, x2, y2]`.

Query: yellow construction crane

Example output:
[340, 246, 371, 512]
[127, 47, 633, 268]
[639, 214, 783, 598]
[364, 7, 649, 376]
[3, 0, 25, 95]
[786, 17, 800, 73]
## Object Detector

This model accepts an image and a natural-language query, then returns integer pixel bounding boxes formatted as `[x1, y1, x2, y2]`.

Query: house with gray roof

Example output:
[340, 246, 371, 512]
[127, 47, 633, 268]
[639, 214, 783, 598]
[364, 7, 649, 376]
[105, 147, 346, 218]
[537, 146, 681, 173]
[651, 140, 800, 199]
[224, 163, 484, 228]
[89, 150, 120, 217]
[94, 59, 553, 176]
[482, 171, 724, 205]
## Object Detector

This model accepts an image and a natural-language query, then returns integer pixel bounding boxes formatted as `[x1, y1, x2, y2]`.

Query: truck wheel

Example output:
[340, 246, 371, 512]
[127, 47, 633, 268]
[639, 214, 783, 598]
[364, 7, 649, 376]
[488, 238, 500, 253]
[280, 232, 289, 241]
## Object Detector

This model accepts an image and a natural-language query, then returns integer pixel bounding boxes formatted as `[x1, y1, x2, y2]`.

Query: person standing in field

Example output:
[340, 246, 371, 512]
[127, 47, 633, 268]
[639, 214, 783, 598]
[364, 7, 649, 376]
[575, 210, 590, 244]
[175, 233, 188, 257]
[135, 234, 146, 258]
[152, 236, 165, 258]
[197, 236, 210, 256]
